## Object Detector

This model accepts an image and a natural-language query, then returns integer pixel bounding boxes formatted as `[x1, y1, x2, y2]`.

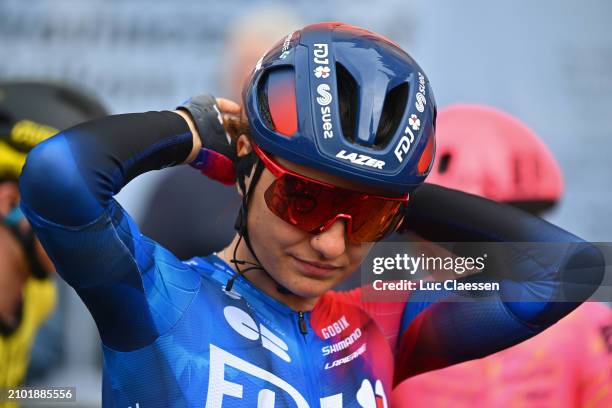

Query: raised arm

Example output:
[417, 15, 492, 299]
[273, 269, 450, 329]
[393, 184, 605, 382]
[19, 97, 234, 350]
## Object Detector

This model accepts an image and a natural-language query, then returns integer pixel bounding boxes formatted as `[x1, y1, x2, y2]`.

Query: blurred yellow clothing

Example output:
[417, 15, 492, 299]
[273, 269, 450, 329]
[0, 277, 56, 408]
[393, 302, 612, 408]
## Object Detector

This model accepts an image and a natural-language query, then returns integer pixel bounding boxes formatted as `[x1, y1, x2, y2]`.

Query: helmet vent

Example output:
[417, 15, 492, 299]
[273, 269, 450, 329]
[336, 62, 358, 143]
[374, 82, 409, 148]
[438, 153, 451, 174]
[257, 71, 275, 131]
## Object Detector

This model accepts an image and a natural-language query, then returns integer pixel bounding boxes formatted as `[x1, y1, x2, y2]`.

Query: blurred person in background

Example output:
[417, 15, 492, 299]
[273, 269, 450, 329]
[0, 81, 107, 406]
[392, 104, 612, 407]
[140, 7, 302, 259]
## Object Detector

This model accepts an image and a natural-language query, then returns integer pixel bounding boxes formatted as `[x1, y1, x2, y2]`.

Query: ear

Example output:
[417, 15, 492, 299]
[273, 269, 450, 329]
[234, 134, 257, 198]
[0, 182, 20, 217]
[236, 134, 252, 158]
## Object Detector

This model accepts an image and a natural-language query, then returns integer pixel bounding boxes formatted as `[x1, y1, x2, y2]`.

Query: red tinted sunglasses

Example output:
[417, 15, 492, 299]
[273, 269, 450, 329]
[251, 143, 409, 244]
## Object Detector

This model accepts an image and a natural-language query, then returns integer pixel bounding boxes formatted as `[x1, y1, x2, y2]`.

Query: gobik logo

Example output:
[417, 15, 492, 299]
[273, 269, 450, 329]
[223, 306, 290, 362]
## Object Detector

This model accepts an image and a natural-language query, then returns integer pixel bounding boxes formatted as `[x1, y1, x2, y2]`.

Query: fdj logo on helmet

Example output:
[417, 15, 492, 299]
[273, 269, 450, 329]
[394, 126, 416, 163]
[313, 43, 334, 139]
[313, 43, 330, 77]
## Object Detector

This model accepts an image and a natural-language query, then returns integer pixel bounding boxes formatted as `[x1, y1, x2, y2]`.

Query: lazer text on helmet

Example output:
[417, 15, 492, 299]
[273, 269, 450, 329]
[336, 150, 385, 169]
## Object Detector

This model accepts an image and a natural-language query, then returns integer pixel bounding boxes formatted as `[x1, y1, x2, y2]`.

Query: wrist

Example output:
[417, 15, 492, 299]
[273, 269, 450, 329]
[173, 110, 202, 163]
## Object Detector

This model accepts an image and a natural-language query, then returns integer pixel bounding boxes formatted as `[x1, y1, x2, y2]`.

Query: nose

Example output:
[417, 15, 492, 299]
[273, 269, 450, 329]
[310, 218, 347, 259]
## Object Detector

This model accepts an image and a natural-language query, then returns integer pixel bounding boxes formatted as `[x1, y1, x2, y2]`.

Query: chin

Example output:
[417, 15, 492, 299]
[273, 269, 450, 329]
[289, 285, 327, 299]
[282, 275, 336, 299]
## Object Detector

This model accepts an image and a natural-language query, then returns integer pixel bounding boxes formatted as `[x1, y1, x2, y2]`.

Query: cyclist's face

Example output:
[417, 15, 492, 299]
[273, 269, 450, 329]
[0, 182, 55, 276]
[0, 225, 28, 317]
[244, 156, 393, 299]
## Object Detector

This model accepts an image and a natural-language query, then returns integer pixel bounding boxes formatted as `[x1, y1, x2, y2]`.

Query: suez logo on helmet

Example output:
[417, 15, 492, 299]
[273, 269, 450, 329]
[313, 43, 334, 140]
[315, 84, 335, 140]
[317, 83, 332, 106]
[415, 72, 427, 113]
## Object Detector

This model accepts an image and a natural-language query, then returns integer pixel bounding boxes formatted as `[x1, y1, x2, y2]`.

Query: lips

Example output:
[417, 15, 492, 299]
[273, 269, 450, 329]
[291, 256, 340, 278]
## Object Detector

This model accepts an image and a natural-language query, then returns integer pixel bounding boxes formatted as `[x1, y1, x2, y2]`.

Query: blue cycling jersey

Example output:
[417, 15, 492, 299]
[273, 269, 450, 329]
[19, 112, 603, 407]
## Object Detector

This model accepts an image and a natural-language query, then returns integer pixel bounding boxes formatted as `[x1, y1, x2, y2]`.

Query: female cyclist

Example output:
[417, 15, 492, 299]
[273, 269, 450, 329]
[19, 23, 604, 407]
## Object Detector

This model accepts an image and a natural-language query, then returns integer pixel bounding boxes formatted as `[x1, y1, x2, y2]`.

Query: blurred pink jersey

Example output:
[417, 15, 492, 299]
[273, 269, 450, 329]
[392, 302, 612, 407]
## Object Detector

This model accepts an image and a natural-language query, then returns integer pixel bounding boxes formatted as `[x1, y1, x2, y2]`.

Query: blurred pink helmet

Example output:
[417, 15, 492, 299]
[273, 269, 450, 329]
[427, 104, 563, 208]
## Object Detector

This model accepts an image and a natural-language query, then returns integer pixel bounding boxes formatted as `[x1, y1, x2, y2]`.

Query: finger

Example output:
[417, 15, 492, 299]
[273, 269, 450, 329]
[223, 114, 249, 141]
[216, 98, 241, 114]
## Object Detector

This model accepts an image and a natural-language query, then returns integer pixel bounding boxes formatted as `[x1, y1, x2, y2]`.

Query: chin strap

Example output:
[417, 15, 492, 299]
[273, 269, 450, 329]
[225, 157, 265, 292]
[224, 152, 295, 296]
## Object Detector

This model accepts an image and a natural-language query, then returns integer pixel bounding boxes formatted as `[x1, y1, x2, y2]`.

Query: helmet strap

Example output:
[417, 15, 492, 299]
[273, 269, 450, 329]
[225, 157, 265, 291]
[226, 153, 295, 296]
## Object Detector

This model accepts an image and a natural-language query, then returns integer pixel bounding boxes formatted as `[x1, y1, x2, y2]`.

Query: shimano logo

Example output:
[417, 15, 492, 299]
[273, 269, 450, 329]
[322, 328, 362, 356]
[336, 150, 385, 169]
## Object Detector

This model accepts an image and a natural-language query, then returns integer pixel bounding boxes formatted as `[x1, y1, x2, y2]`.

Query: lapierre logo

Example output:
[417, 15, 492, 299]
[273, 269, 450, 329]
[223, 306, 290, 362]
[324, 343, 367, 369]
[336, 150, 385, 169]
[313, 43, 333, 139]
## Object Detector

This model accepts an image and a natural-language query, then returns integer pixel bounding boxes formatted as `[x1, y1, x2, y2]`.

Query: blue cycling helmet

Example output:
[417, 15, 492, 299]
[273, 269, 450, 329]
[243, 22, 436, 193]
